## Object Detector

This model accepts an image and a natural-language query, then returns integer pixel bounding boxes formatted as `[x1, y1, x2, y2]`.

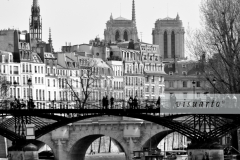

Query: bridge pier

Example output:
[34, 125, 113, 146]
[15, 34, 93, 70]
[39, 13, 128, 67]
[187, 141, 224, 160]
[55, 139, 67, 160]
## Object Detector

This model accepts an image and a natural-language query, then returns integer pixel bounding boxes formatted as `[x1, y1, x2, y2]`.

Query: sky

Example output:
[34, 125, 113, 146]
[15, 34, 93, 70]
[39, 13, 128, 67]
[0, 0, 202, 52]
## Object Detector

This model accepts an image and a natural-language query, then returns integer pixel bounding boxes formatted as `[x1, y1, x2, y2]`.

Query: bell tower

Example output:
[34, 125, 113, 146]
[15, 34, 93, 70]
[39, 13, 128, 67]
[29, 0, 42, 41]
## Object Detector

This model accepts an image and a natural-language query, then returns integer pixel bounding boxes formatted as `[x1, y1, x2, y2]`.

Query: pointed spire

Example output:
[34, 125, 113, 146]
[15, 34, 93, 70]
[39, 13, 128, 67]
[48, 28, 52, 44]
[33, 0, 39, 7]
[110, 13, 113, 20]
[176, 13, 180, 20]
[132, 0, 136, 22]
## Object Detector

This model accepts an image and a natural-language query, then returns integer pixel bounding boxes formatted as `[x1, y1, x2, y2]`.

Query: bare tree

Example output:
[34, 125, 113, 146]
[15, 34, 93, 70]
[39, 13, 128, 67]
[187, 0, 240, 94]
[65, 58, 101, 108]
[0, 76, 11, 119]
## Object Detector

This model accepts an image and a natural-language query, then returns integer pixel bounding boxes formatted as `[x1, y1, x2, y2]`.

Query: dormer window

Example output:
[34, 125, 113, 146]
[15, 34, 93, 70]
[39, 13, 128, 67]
[182, 71, 187, 76]
[196, 72, 201, 75]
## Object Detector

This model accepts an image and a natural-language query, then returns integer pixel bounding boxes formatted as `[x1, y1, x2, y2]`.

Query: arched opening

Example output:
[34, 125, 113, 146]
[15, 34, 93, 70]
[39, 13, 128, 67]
[70, 135, 126, 160]
[123, 30, 128, 41]
[142, 131, 187, 152]
[171, 31, 175, 59]
[164, 31, 168, 58]
[115, 31, 120, 41]
[34, 141, 55, 160]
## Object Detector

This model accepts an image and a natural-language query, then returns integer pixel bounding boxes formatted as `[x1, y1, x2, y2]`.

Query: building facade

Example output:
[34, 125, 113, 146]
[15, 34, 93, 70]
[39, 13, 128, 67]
[152, 14, 185, 62]
[104, 0, 138, 43]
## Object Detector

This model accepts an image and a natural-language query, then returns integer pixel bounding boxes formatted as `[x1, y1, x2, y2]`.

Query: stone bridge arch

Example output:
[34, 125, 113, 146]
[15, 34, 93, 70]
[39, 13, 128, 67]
[37, 118, 173, 160]
[141, 130, 173, 149]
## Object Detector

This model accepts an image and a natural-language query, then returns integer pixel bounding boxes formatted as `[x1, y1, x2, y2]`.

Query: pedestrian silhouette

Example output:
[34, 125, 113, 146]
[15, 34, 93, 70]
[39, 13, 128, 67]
[133, 96, 138, 109]
[156, 96, 161, 108]
[110, 96, 114, 109]
[105, 96, 109, 109]
[128, 96, 133, 109]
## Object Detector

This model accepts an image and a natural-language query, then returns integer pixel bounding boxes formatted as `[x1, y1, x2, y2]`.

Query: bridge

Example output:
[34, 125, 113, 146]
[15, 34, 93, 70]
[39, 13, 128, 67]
[0, 100, 240, 160]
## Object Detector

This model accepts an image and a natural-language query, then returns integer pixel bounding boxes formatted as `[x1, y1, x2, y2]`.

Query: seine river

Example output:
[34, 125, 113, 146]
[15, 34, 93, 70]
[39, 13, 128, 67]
[85, 152, 126, 160]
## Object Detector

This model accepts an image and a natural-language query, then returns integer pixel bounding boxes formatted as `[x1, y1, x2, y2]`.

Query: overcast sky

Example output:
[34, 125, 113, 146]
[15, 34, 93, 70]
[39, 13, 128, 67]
[0, 0, 201, 52]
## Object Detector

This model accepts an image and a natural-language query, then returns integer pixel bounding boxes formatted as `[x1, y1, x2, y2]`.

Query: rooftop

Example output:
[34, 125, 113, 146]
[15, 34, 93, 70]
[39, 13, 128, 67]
[114, 16, 130, 21]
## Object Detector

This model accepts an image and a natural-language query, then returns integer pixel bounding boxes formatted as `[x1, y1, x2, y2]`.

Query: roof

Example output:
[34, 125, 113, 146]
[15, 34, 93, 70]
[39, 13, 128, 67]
[91, 58, 110, 68]
[161, 17, 175, 20]
[32, 52, 43, 63]
[114, 16, 129, 21]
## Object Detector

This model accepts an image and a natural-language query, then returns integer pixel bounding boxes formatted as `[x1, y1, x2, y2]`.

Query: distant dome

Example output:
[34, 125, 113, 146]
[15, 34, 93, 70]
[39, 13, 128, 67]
[114, 16, 129, 21]
[161, 17, 175, 20]
[23, 143, 38, 151]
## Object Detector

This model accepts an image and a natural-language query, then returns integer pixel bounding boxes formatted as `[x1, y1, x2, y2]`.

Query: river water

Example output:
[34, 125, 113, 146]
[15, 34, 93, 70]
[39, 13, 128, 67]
[85, 152, 126, 160]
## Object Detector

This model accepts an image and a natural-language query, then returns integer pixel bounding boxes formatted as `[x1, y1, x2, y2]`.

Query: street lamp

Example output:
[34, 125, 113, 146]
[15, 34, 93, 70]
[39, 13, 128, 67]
[13, 81, 18, 98]
[27, 78, 32, 100]
[192, 80, 196, 100]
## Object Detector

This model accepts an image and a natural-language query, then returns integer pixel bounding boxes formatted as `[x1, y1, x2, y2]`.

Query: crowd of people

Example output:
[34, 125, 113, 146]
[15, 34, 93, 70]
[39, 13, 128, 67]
[101, 96, 162, 110]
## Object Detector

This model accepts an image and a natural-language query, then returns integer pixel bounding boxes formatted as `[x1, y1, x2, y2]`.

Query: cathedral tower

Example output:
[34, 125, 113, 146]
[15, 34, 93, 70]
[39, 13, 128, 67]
[29, 0, 42, 41]
[152, 14, 185, 62]
[104, 0, 138, 43]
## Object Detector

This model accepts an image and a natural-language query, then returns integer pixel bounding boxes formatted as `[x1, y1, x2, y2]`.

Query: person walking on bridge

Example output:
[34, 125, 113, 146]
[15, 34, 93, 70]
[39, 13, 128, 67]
[133, 96, 138, 109]
[110, 96, 114, 109]
[128, 96, 133, 109]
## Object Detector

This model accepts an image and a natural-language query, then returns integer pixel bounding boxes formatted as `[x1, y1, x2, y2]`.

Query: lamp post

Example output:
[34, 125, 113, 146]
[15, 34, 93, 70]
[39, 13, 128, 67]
[192, 80, 196, 100]
[13, 81, 18, 98]
[213, 78, 216, 99]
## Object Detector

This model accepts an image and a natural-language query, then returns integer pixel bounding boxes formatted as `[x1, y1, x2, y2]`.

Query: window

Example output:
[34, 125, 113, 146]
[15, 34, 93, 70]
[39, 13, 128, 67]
[183, 81, 187, 88]
[115, 30, 120, 41]
[124, 30, 128, 41]
[53, 79, 55, 87]
[145, 86, 149, 92]
[169, 72, 173, 75]
[48, 91, 51, 101]
[169, 81, 174, 88]
[182, 71, 187, 76]
[152, 86, 154, 93]
[48, 79, 50, 87]
[152, 76, 154, 83]
[10, 66, 12, 74]
[197, 81, 201, 87]
[164, 31, 168, 58]
[35, 66, 37, 73]
[145, 77, 149, 83]
[171, 31, 175, 58]
[14, 66, 18, 74]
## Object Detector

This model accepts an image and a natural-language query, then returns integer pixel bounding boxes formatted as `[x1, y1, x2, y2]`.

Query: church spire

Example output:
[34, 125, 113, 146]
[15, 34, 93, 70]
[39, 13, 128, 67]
[30, 0, 42, 41]
[33, 0, 38, 7]
[48, 28, 52, 44]
[132, 0, 136, 22]
[110, 13, 113, 20]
